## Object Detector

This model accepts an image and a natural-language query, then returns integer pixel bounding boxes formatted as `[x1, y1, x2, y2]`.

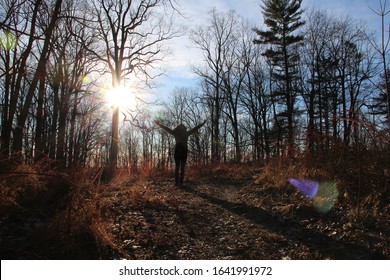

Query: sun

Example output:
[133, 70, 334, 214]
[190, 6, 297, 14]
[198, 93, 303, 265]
[105, 86, 136, 108]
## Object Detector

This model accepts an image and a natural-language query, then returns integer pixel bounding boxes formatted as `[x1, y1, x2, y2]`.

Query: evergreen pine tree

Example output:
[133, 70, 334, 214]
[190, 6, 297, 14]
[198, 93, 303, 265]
[254, 0, 305, 156]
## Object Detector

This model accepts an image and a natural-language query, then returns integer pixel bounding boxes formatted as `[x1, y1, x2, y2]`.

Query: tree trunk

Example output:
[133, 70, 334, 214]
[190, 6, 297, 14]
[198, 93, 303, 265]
[1, 0, 42, 157]
[34, 80, 46, 163]
[13, 0, 63, 154]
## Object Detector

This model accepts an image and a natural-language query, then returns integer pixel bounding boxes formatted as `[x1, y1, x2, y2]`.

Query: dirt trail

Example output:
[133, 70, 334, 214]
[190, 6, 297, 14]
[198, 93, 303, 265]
[99, 178, 388, 259]
[1, 173, 387, 259]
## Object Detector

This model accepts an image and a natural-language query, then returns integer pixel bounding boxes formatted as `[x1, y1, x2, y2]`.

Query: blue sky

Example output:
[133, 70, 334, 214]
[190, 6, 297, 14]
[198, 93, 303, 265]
[153, 0, 386, 99]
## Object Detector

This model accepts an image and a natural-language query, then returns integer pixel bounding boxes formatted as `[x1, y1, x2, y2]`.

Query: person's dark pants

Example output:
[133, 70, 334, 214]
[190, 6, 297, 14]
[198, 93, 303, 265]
[174, 144, 188, 186]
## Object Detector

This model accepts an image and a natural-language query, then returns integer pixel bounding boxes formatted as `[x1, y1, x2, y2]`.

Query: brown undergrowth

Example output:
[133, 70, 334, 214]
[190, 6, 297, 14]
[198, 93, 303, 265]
[0, 155, 388, 259]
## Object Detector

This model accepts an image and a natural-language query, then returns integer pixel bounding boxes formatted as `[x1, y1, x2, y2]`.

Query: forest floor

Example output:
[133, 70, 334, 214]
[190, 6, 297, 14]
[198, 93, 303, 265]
[0, 164, 389, 259]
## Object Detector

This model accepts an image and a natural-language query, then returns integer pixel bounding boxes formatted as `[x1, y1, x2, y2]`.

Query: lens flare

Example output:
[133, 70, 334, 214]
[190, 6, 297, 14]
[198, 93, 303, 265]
[0, 31, 17, 50]
[81, 74, 91, 85]
[154, 111, 166, 121]
[312, 181, 339, 214]
[287, 178, 319, 198]
[288, 178, 339, 214]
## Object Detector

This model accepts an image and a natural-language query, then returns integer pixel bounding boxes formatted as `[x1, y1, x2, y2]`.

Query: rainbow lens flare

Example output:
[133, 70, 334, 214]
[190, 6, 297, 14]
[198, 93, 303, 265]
[0, 31, 17, 50]
[287, 178, 319, 198]
[312, 181, 339, 213]
[288, 178, 339, 213]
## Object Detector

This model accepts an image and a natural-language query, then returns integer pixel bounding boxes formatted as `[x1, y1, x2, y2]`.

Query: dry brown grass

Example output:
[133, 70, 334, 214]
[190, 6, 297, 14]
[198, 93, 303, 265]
[1, 147, 388, 259]
[254, 156, 334, 188]
[252, 148, 389, 227]
[0, 162, 104, 259]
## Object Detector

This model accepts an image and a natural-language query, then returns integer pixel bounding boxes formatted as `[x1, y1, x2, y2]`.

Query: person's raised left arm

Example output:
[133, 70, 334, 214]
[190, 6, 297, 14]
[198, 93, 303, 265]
[155, 120, 174, 135]
[188, 120, 207, 135]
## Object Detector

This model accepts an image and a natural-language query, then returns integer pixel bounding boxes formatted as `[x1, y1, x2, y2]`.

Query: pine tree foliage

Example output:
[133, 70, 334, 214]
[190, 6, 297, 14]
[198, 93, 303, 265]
[254, 0, 304, 70]
[253, 0, 305, 154]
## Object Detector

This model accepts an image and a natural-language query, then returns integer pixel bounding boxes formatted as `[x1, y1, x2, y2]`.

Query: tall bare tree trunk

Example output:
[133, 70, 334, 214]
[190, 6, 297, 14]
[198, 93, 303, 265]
[13, 0, 63, 154]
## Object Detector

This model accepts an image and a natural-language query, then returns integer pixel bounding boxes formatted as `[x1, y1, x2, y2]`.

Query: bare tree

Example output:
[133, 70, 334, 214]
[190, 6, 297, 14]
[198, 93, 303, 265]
[12, 0, 63, 155]
[368, 0, 390, 124]
[0, 0, 43, 157]
[88, 0, 181, 176]
[240, 33, 271, 160]
[302, 11, 377, 148]
[191, 9, 238, 163]
[46, 1, 99, 167]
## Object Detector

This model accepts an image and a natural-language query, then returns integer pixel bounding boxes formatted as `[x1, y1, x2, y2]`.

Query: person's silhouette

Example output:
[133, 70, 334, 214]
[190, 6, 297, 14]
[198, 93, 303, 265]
[155, 120, 206, 186]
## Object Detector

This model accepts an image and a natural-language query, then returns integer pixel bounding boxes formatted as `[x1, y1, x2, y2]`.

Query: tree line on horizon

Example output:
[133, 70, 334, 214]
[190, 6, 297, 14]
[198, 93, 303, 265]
[0, 0, 389, 173]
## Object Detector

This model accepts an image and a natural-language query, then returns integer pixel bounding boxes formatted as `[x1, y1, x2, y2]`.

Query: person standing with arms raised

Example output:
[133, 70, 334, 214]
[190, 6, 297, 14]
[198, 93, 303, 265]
[155, 120, 207, 186]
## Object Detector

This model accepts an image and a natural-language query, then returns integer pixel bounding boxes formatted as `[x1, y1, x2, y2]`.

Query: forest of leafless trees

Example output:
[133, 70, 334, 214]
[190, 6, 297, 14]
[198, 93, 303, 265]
[1, 0, 389, 177]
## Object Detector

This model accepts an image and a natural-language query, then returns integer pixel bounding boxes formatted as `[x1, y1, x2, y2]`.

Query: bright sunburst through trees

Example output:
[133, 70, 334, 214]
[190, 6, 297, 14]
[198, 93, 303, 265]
[0, 0, 388, 174]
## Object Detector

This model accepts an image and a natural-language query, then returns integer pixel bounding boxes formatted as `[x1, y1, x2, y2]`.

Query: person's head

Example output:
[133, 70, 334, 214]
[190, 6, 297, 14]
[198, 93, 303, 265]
[174, 124, 187, 133]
